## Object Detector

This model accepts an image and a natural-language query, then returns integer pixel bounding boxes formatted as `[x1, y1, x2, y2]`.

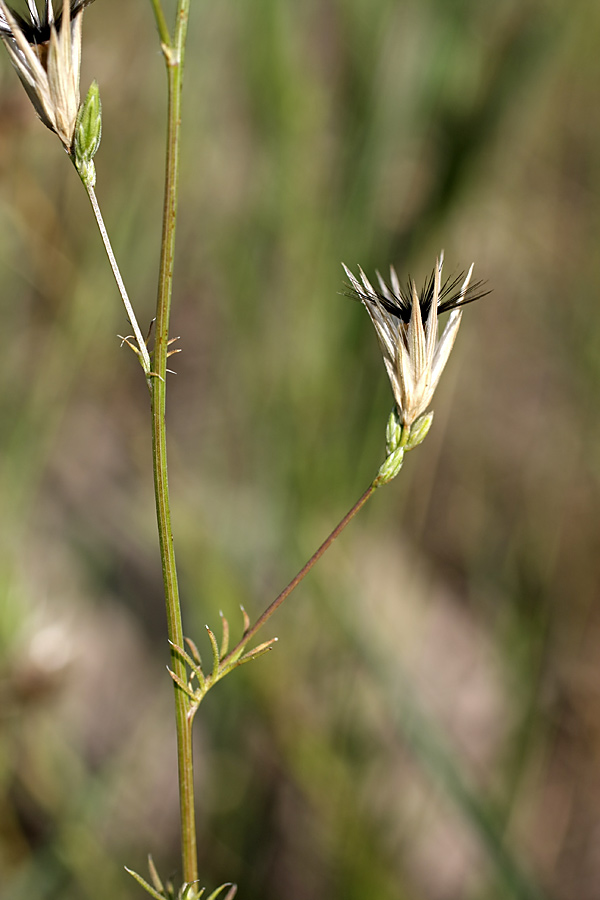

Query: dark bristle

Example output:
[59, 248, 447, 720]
[0, 0, 96, 45]
[346, 268, 490, 325]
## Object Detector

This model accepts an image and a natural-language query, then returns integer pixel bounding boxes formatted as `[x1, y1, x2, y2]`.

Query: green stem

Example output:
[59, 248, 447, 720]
[221, 483, 378, 669]
[150, 0, 195, 885]
[149, 0, 171, 48]
[83, 182, 151, 376]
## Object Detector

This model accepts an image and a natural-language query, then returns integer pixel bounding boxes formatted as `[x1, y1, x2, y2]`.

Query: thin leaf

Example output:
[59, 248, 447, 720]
[206, 624, 220, 674]
[148, 855, 165, 893]
[220, 612, 230, 658]
[240, 605, 250, 635]
[180, 884, 205, 900]
[167, 667, 198, 702]
[125, 867, 165, 900]
[238, 638, 278, 666]
[169, 640, 199, 672]
[206, 884, 237, 900]
[169, 641, 206, 689]
[184, 636, 203, 668]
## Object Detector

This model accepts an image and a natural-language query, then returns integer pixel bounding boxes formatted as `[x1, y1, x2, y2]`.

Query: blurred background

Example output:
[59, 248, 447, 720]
[0, 0, 599, 898]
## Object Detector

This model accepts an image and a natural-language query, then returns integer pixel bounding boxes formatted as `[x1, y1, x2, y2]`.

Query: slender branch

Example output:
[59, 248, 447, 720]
[83, 183, 151, 376]
[148, 0, 171, 49]
[150, 0, 195, 885]
[220, 483, 378, 669]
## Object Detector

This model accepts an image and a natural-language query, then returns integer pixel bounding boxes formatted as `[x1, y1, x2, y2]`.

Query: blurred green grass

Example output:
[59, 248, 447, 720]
[1, 0, 600, 898]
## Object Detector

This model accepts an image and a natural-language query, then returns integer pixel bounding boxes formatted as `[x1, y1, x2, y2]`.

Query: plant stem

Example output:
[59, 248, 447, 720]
[83, 183, 151, 376]
[149, 0, 171, 48]
[150, 0, 195, 885]
[221, 483, 378, 668]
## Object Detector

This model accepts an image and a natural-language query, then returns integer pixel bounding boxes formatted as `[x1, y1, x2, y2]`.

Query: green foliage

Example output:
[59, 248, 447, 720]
[126, 856, 236, 900]
[168, 610, 277, 719]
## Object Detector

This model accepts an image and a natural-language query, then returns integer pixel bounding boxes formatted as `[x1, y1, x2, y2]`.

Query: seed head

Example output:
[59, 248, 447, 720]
[344, 253, 486, 427]
[0, 0, 96, 151]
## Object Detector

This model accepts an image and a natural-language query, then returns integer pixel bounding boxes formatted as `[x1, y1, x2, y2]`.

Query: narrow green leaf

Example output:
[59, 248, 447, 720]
[206, 884, 237, 900]
[180, 884, 205, 900]
[167, 667, 198, 701]
[220, 612, 230, 658]
[184, 636, 203, 668]
[169, 641, 206, 689]
[206, 624, 220, 674]
[125, 867, 165, 900]
[148, 855, 165, 893]
[240, 605, 250, 635]
[238, 638, 278, 666]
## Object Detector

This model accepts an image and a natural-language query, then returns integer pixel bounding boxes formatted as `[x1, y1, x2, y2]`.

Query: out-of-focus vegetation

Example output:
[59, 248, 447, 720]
[1, 0, 600, 898]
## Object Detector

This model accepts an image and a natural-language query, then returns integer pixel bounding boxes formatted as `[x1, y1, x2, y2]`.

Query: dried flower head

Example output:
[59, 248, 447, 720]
[344, 253, 486, 427]
[0, 0, 96, 151]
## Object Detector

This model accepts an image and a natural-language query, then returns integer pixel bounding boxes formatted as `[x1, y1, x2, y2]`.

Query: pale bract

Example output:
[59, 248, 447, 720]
[0, 0, 85, 150]
[344, 253, 475, 427]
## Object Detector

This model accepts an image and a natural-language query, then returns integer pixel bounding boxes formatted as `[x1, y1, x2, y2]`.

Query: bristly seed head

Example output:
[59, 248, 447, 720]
[345, 257, 488, 326]
[0, 0, 95, 44]
[343, 252, 487, 427]
[0, 0, 97, 151]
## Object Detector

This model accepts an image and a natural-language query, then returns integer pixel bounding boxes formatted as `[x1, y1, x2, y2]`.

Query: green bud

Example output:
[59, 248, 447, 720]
[73, 81, 102, 186]
[405, 411, 434, 451]
[385, 408, 403, 454]
[374, 446, 404, 487]
[180, 884, 203, 900]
